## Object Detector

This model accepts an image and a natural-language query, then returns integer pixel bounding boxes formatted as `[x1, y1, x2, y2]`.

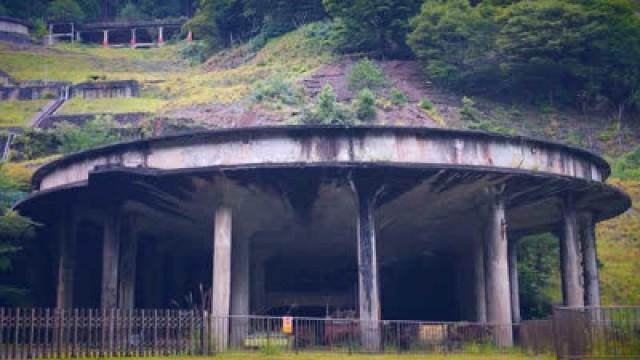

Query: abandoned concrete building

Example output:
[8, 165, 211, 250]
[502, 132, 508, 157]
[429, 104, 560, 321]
[15, 126, 630, 345]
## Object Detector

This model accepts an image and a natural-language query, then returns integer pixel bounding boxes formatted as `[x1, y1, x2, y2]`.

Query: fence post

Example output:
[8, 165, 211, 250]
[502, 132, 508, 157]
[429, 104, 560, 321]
[551, 306, 561, 360]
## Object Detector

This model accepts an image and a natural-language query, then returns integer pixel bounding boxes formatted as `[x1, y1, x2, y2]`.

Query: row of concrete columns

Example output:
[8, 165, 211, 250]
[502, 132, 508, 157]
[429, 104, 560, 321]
[55, 205, 139, 311]
[97, 28, 193, 48]
[469, 190, 601, 345]
[55, 187, 602, 351]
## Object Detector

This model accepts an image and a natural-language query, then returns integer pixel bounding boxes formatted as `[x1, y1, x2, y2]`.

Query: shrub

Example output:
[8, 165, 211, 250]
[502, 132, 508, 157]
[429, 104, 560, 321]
[353, 88, 376, 121]
[9, 130, 59, 162]
[419, 97, 434, 111]
[251, 77, 302, 106]
[389, 87, 407, 105]
[460, 96, 482, 122]
[53, 116, 122, 154]
[611, 148, 640, 181]
[177, 42, 208, 65]
[347, 59, 387, 93]
[303, 85, 354, 125]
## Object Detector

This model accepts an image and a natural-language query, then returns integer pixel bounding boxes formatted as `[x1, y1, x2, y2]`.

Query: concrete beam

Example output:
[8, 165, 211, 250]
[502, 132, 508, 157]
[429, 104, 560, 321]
[350, 178, 382, 352]
[580, 212, 600, 306]
[101, 206, 121, 309]
[56, 208, 76, 309]
[484, 186, 512, 346]
[211, 205, 232, 351]
[560, 193, 584, 307]
[118, 214, 138, 310]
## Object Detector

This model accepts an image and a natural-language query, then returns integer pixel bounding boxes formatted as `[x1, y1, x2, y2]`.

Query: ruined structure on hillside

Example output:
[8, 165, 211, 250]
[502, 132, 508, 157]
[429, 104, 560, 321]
[0, 16, 31, 44]
[15, 126, 630, 349]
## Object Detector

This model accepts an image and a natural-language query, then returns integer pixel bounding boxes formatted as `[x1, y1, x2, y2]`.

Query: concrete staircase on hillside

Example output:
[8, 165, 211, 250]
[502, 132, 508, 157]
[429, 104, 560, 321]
[0, 132, 15, 161]
[28, 85, 70, 127]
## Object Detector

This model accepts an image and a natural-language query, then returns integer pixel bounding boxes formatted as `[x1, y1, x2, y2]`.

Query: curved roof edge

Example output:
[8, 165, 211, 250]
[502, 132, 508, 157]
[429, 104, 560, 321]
[31, 125, 613, 188]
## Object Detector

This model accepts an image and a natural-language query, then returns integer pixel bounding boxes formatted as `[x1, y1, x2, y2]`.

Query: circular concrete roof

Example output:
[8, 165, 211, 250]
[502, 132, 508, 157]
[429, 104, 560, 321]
[19, 126, 630, 226]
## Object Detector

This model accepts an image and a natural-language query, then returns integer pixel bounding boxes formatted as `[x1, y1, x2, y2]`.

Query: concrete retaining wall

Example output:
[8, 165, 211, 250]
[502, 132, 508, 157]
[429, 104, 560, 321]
[71, 80, 139, 99]
[0, 83, 66, 101]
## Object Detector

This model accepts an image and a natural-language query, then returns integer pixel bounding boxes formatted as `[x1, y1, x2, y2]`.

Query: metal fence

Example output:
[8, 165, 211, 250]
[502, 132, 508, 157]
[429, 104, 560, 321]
[0, 308, 555, 359]
[553, 306, 640, 359]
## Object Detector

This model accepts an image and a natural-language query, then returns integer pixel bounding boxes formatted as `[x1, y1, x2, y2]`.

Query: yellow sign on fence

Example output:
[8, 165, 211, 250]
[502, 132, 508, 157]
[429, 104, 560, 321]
[282, 316, 293, 334]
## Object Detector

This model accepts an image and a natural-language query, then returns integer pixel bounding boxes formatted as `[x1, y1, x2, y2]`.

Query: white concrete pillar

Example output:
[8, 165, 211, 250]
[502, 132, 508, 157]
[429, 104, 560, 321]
[560, 193, 584, 307]
[118, 214, 137, 310]
[581, 212, 600, 307]
[484, 187, 513, 346]
[101, 207, 121, 309]
[508, 239, 521, 324]
[351, 179, 381, 352]
[56, 208, 76, 309]
[211, 205, 232, 351]
[158, 26, 164, 46]
[102, 30, 109, 48]
[473, 237, 487, 323]
[130, 28, 137, 48]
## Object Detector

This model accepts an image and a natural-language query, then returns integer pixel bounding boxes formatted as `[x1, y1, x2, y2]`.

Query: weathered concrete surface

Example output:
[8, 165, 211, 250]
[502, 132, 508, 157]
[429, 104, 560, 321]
[0, 16, 30, 36]
[101, 206, 120, 309]
[212, 205, 232, 351]
[560, 193, 584, 307]
[351, 177, 382, 352]
[484, 187, 512, 345]
[33, 126, 610, 192]
[56, 208, 76, 309]
[473, 237, 487, 323]
[118, 214, 137, 310]
[72, 80, 139, 99]
[508, 239, 520, 324]
[581, 212, 600, 306]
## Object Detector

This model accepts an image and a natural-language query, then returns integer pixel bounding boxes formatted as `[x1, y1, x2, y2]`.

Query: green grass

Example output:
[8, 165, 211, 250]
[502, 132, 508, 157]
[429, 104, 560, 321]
[58, 97, 167, 115]
[597, 178, 640, 305]
[0, 100, 50, 127]
[74, 353, 551, 360]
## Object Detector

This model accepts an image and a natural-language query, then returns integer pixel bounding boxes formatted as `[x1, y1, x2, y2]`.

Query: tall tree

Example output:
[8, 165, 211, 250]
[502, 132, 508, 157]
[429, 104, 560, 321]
[323, 0, 422, 58]
[408, 0, 499, 89]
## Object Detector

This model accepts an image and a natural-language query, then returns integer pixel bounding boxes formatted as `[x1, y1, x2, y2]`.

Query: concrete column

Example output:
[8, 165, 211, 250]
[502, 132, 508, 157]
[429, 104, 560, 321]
[76, 31, 81, 42]
[351, 179, 381, 352]
[473, 237, 487, 323]
[118, 214, 137, 310]
[101, 207, 121, 309]
[211, 205, 232, 351]
[158, 26, 164, 46]
[581, 212, 600, 307]
[250, 250, 267, 314]
[484, 187, 512, 346]
[231, 233, 249, 346]
[48, 24, 53, 46]
[56, 208, 76, 309]
[130, 28, 137, 48]
[102, 30, 109, 48]
[508, 239, 521, 324]
[560, 193, 584, 307]
[186, 31, 193, 42]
